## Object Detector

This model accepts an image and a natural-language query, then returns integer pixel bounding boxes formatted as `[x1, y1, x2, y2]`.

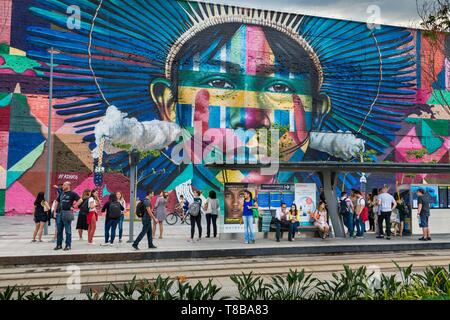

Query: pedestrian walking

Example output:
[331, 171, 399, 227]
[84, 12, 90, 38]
[242, 190, 257, 244]
[101, 193, 124, 246]
[132, 191, 157, 250]
[416, 188, 431, 241]
[204, 190, 220, 238]
[54, 182, 82, 251]
[377, 186, 396, 240]
[188, 190, 203, 242]
[153, 191, 167, 239]
[116, 191, 126, 243]
[76, 189, 90, 240]
[87, 189, 100, 244]
[32, 192, 50, 242]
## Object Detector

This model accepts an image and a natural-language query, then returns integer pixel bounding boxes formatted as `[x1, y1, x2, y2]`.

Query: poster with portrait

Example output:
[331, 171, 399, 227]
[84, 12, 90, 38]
[294, 183, 317, 226]
[224, 183, 257, 233]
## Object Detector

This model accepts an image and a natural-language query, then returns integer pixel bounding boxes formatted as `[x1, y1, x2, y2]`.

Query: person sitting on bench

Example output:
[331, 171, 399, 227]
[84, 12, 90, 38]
[288, 204, 301, 241]
[313, 201, 330, 239]
[275, 203, 293, 242]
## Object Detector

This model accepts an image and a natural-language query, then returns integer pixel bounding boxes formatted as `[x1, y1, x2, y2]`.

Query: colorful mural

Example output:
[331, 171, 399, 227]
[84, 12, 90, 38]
[1, 0, 450, 214]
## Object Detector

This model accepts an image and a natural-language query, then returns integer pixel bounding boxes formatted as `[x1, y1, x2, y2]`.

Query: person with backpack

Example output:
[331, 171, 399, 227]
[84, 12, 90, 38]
[76, 189, 91, 241]
[204, 190, 220, 238]
[188, 190, 203, 242]
[354, 190, 366, 238]
[101, 193, 124, 246]
[133, 191, 158, 250]
[54, 182, 82, 251]
[339, 191, 354, 237]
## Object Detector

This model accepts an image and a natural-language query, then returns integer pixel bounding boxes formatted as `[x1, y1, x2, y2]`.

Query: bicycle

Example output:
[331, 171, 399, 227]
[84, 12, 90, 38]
[165, 206, 191, 225]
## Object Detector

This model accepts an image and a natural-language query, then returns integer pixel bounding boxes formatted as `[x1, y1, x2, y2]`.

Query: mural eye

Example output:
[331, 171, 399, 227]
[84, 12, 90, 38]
[267, 83, 293, 93]
[208, 79, 234, 89]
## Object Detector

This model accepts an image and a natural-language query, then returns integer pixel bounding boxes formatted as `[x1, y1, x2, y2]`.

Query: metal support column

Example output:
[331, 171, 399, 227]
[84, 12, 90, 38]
[323, 170, 345, 238]
[128, 149, 139, 243]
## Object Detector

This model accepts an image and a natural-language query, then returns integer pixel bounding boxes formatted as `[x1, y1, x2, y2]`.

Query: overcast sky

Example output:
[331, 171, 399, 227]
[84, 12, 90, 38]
[207, 0, 424, 28]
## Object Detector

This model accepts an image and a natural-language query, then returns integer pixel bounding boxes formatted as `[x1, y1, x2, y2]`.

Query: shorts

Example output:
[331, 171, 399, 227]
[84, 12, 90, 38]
[34, 214, 47, 223]
[419, 213, 430, 228]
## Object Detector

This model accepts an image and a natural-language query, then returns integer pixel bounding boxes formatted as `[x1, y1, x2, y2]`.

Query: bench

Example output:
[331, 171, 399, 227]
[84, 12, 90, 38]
[269, 222, 321, 239]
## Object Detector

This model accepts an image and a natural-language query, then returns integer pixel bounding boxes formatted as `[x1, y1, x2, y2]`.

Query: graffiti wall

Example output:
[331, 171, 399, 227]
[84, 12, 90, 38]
[1, 0, 450, 214]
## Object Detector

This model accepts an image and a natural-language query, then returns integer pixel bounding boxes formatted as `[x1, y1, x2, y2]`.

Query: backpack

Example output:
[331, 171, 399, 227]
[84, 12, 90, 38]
[136, 200, 147, 218]
[109, 201, 122, 219]
[188, 201, 201, 217]
[339, 198, 350, 215]
[79, 199, 89, 215]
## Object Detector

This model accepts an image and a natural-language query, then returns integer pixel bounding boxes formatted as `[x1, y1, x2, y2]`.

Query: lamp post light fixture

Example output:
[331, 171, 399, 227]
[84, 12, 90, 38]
[44, 47, 60, 235]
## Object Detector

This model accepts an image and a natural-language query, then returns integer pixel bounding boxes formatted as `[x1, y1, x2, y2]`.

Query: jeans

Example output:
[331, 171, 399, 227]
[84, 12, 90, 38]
[290, 221, 300, 238]
[57, 215, 72, 248]
[118, 214, 125, 240]
[355, 215, 365, 237]
[343, 212, 354, 237]
[275, 219, 292, 241]
[243, 215, 255, 243]
[87, 214, 97, 243]
[133, 217, 153, 247]
[190, 214, 202, 239]
[105, 218, 119, 244]
[378, 211, 391, 237]
[205, 214, 218, 237]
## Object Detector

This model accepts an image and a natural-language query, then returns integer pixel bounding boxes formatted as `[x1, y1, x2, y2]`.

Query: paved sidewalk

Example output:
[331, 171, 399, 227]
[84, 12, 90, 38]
[1, 215, 449, 265]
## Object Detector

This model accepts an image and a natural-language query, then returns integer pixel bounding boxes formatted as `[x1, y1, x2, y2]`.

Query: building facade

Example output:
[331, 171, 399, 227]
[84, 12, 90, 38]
[1, 0, 450, 216]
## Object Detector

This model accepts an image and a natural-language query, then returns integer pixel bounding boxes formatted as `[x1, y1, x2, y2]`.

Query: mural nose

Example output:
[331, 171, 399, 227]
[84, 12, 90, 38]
[230, 108, 271, 129]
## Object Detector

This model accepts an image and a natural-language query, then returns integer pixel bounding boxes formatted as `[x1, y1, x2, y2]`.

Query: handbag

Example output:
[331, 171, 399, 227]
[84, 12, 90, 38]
[61, 210, 74, 222]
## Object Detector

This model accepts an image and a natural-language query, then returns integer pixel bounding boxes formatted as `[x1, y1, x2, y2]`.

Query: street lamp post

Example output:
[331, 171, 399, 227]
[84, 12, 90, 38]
[44, 47, 59, 235]
[128, 149, 140, 243]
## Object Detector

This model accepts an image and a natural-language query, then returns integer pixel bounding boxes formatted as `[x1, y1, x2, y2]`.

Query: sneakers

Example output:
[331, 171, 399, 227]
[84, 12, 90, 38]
[100, 243, 109, 246]
[376, 235, 384, 239]
[149, 245, 157, 249]
[54, 246, 62, 250]
[119, 239, 122, 243]
[427, 237, 432, 241]
[418, 237, 426, 241]
[63, 246, 71, 251]
[109, 243, 115, 246]
[132, 244, 139, 250]
[386, 237, 391, 240]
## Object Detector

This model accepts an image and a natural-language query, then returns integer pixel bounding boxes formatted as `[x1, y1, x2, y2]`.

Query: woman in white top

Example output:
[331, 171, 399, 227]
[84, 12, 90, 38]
[116, 191, 127, 243]
[87, 189, 100, 244]
[313, 201, 330, 239]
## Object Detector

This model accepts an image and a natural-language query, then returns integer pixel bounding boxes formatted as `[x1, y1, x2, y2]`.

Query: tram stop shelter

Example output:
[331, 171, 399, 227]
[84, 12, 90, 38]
[206, 161, 450, 238]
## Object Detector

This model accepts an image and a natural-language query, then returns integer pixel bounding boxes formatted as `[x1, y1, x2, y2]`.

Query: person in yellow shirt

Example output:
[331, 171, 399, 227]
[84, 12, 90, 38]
[288, 204, 301, 241]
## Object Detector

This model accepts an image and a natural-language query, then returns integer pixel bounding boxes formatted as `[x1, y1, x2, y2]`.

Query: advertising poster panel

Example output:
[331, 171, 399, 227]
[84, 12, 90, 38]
[224, 183, 257, 233]
[294, 183, 317, 226]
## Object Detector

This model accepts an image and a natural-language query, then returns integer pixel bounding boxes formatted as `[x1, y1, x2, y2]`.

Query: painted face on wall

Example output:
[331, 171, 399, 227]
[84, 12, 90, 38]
[151, 24, 330, 184]
[224, 188, 245, 219]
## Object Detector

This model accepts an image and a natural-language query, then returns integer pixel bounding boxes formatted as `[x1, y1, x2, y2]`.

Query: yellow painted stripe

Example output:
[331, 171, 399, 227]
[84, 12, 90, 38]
[177, 86, 313, 111]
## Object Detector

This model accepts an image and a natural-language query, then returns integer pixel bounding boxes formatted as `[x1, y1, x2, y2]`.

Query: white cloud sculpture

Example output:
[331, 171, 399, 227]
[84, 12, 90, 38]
[309, 131, 365, 161]
[92, 106, 181, 158]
